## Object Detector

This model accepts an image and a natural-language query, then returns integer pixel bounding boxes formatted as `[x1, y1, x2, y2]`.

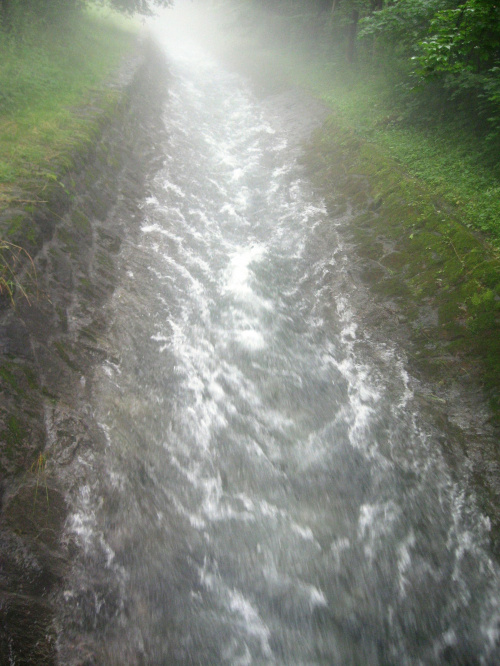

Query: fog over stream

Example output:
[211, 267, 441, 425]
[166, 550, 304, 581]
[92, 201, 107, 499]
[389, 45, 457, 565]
[55, 5, 500, 664]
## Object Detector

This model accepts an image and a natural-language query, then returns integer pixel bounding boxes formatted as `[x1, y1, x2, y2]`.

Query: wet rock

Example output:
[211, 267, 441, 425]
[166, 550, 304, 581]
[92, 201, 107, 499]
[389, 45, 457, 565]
[0, 38, 171, 663]
[0, 593, 57, 665]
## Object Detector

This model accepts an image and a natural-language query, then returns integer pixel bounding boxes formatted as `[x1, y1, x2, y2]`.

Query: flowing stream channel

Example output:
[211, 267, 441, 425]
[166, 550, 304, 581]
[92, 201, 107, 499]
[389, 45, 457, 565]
[56, 14, 500, 665]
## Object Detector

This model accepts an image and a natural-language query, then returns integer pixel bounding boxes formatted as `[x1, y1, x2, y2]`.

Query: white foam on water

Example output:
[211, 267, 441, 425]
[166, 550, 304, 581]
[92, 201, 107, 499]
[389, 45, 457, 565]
[262, 564, 328, 614]
[58, 12, 500, 662]
[66, 480, 117, 569]
[396, 529, 416, 598]
[220, 202, 242, 219]
[341, 321, 358, 342]
[231, 167, 245, 182]
[272, 137, 287, 151]
[250, 500, 319, 550]
[200, 563, 273, 658]
[222, 641, 252, 666]
[290, 522, 317, 543]
[235, 187, 250, 211]
[228, 588, 273, 657]
[234, 329, 266, 351]
[207, 177, 228, 197]
[272, 164, 291, 179]
[330, 537, 351, 570]
[224, 244, 266, 300]
[308, 586, 328, 609]
[162, 179, 185, 197]
[168, 491, 206, 530]
[67, 484, 96, 551]
[141, 221, 163, 234]
[481, 594, 500, 657]
[358, 501, 400, 561]
[292, 417, 343, 470]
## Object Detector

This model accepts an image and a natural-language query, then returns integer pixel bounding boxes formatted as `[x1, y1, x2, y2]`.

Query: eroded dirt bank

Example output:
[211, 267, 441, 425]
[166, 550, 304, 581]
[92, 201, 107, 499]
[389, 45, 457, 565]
[0, 40, 169, 663]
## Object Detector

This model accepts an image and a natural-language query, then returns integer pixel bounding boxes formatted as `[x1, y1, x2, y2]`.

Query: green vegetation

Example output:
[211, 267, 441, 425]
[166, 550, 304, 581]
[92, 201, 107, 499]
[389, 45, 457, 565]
[303, 121, 500, 416]
[271, 52, 500, 245]
[228, 0, 500, 244]
[0, 0, 171, 27]
[0, 240, 37, 303]
[241, 1, 500, 150]
[30, 451, 49, 512]
[0, 2, 141, 302]
[0, 6, 138, 208]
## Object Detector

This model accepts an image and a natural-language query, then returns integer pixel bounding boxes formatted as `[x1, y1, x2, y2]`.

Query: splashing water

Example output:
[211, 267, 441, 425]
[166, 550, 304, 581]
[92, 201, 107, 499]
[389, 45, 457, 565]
[56, 13, 500, 666]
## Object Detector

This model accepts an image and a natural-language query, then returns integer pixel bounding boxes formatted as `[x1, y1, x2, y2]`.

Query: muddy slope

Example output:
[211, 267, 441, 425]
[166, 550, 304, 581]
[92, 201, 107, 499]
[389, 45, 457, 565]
[0, 41, 169, 664]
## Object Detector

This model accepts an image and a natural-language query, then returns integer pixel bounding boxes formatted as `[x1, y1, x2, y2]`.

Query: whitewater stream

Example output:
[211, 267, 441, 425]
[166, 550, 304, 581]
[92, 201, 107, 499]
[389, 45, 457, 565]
[55, 15, 500, 666]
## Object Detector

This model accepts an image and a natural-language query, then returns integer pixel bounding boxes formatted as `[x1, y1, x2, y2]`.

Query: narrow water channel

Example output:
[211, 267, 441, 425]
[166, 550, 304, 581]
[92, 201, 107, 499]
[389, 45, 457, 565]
[56, 14, 500, 665]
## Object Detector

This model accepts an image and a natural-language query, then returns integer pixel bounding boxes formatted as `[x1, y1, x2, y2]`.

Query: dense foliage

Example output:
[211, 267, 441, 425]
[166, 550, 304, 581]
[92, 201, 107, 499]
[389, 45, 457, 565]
[361, 0, 500, 136]
[242, 0, 500, 153]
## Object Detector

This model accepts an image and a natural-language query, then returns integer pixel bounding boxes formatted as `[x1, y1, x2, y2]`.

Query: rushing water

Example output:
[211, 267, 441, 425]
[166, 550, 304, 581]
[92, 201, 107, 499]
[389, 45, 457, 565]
[56, 16, 500, 666]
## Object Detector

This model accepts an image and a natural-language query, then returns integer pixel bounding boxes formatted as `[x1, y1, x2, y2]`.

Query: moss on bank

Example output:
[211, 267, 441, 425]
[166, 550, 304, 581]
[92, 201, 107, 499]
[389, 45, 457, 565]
[303, 120, 500, 421]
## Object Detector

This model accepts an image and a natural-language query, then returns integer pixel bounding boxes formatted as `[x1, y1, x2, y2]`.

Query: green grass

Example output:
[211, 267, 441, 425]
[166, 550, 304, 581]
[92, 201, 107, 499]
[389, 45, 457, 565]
[0, 239, 37, 304]
[0, 6, 138, 208]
